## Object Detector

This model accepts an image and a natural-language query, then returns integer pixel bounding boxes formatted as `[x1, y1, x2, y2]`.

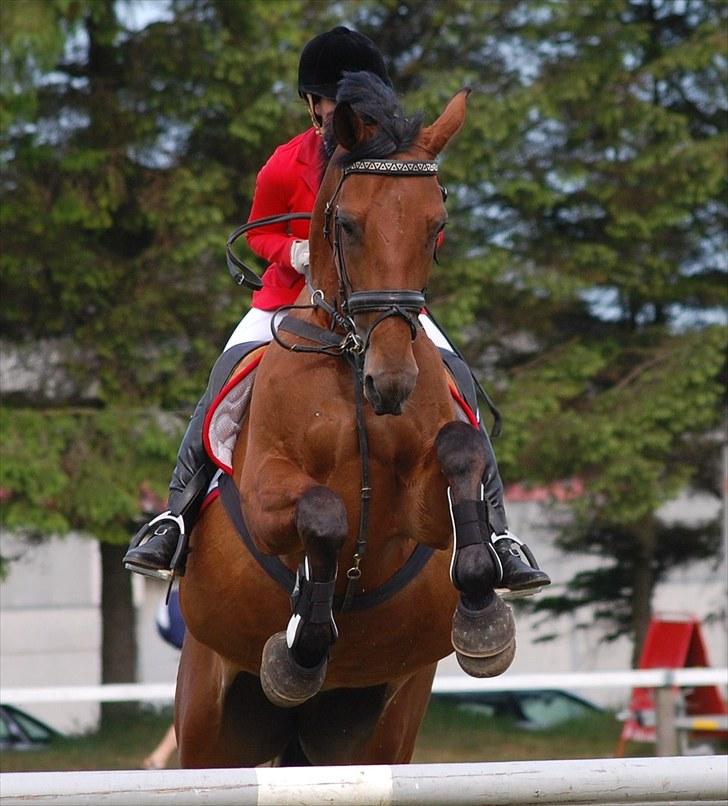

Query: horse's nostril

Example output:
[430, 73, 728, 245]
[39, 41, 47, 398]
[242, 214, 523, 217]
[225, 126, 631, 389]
[364, 374, 378, 402]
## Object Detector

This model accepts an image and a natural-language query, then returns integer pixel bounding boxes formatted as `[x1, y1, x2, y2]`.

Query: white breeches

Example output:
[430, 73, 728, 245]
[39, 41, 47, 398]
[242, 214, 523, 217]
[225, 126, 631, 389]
[224, 308, 287, 350]
[224, 308, 453, 352]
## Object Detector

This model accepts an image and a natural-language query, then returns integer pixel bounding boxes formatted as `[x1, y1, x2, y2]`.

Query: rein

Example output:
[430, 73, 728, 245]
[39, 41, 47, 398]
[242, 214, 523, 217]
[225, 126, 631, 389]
[226, 212, 313, 290]
[299, 158, 441, 608]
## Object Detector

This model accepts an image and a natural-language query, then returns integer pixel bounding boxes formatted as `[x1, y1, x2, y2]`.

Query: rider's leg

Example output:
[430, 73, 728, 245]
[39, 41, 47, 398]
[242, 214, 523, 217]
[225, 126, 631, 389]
[123, 309, 276, 579]
[477, 423, 550, 592]
[123, 340, 265, 578]
[420, 313, 550, 593]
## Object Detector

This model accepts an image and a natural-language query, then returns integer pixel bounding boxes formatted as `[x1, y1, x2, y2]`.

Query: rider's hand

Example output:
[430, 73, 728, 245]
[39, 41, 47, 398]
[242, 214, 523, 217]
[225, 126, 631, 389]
[290, 240, 310, 275]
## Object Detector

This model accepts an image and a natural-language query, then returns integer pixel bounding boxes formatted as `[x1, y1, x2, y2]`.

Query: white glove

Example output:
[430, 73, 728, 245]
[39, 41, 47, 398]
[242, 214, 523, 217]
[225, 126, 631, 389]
[290, 240, 310, 275]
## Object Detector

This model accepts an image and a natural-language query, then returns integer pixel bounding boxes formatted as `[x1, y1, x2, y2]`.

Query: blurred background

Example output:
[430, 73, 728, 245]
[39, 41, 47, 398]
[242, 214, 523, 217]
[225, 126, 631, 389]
[1, 0, 726, 762]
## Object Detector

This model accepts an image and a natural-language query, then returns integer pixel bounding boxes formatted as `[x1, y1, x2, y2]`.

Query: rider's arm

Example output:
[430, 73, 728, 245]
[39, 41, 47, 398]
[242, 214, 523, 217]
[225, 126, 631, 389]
[245, 154, 300, 277]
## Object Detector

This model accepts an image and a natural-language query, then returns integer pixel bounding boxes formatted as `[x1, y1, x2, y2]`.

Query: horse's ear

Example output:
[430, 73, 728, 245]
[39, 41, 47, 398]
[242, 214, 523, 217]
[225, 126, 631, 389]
[419, 88, 471, 156]
[333, 101, 366, 151]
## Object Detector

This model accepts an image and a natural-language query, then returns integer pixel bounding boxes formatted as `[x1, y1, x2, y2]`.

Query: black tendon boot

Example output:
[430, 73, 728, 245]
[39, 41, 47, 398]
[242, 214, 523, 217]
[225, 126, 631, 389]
[123, 341, 264, 580]
[440, 348, 550, 595]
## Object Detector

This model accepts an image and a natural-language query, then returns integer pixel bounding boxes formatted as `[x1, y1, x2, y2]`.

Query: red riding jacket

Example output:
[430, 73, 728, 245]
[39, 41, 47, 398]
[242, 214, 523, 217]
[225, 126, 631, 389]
[245, 127, 323, 311]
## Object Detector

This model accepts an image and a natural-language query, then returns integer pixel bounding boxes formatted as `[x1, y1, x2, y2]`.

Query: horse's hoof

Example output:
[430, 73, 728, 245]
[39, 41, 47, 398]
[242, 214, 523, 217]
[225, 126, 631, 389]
[260, 631, 327, 708]
[451, 594, 515, 658]
[456, 637, 516, 678]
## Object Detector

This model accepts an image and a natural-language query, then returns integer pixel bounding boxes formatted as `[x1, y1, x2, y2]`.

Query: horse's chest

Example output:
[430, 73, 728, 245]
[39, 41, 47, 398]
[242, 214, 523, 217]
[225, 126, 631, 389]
[301, 406, 428, 477]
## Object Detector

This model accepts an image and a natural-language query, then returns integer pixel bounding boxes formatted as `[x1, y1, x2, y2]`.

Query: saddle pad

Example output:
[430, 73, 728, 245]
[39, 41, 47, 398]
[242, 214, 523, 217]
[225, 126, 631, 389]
[446, 374, 479, 429]
[202, 346, 266, 474]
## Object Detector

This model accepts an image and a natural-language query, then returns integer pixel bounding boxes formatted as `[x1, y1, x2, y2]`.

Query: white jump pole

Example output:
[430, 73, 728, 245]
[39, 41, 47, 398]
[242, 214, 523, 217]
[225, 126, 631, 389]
[1, 756, 726, 805]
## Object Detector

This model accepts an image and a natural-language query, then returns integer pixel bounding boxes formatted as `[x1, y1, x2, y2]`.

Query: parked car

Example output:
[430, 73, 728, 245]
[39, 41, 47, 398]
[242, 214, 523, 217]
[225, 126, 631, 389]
[431, 689, 603, 730]
[0, 705, 61, 750]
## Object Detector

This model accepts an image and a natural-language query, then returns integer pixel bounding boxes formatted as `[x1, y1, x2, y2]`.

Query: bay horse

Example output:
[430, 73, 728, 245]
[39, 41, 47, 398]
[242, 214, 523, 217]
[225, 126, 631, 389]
[176, 75, 516, 767]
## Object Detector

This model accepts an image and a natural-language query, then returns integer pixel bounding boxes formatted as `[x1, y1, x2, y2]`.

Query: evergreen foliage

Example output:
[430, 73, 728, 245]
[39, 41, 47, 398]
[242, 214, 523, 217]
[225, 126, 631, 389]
[1, 0, 726, 656]
[350, 0, 727, 651]
[0, 406, 181, 541]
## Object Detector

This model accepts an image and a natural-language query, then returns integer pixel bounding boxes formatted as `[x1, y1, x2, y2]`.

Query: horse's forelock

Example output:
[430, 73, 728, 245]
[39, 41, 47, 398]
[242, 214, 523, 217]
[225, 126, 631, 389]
[335, 71, 423, 164]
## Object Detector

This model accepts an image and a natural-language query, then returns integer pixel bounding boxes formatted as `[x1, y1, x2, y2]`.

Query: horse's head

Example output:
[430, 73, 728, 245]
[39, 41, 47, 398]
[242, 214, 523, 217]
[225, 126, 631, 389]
[310, 73, 469, 415]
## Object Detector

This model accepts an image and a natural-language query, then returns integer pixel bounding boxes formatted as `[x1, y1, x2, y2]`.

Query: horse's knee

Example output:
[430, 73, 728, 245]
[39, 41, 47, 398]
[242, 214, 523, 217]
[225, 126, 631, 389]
[275, 485, 345, 673]
[296, 486, 347, 559]
[436, 421, 486, 495]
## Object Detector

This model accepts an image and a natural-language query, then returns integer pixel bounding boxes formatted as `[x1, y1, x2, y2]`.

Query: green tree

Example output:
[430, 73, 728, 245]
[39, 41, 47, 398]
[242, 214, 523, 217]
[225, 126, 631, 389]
[0, 0, 330, 699]
[2, 0, 318, 401]
[490, 0, 726, 660]
[354, 0, 727, 659]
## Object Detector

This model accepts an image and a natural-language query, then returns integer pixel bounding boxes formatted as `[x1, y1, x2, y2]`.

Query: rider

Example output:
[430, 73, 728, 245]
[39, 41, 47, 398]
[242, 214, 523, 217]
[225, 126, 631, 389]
[123, 26, 550, 595]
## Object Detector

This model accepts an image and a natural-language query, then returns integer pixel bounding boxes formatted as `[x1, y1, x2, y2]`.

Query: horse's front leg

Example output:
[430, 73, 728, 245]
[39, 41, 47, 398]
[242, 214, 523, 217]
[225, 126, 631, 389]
[244, 461, 346, 708]
[435, 421, 516, 678]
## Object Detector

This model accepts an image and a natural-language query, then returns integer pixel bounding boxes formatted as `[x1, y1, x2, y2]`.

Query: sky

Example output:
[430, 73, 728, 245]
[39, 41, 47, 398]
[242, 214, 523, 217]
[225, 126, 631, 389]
[120, 0, 172, 31]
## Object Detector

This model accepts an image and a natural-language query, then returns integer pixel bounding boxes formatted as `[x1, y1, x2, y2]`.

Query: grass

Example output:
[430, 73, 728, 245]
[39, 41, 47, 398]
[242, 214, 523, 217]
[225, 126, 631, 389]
[0, 708, 177, 773]
[0, 701, 647, 773]
[413, 699, 627, 763]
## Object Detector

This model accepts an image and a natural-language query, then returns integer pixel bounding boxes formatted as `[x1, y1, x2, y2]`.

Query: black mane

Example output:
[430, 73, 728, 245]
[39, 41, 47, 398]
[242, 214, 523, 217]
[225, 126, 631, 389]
[335, 71, 423, 165]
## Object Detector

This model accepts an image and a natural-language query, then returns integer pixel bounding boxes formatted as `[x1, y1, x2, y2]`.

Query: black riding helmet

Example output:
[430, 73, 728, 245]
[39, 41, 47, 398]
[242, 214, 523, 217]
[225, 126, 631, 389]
[298, 26, 391, 101]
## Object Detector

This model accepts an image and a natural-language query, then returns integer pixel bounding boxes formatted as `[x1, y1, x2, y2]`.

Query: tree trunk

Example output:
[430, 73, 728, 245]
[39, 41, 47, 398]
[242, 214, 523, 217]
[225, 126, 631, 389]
[100, 541, 138, 725]
[630, 524, 656, 667]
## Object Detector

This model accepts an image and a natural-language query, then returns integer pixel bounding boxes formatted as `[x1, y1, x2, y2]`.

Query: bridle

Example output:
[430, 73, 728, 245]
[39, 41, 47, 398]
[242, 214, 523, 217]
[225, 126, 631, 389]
[226, 158, 442, 357]
[318, 158, 440, 354]
[292, 157, 444, 604]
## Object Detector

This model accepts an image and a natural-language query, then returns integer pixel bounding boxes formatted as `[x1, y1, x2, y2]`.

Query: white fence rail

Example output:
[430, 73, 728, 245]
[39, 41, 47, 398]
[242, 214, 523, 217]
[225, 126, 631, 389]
[2, 667, 726, 705]
[0, 757, 726, 805]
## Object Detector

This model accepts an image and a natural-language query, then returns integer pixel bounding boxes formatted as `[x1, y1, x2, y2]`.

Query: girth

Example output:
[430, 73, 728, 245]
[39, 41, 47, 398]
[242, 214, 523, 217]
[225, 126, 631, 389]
[217, 473, 434, 613]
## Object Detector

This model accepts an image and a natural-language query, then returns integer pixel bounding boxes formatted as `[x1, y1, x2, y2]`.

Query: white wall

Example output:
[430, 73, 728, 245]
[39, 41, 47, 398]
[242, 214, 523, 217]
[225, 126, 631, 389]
[0, 532, 101, 733]
[0, 536, 180, 734]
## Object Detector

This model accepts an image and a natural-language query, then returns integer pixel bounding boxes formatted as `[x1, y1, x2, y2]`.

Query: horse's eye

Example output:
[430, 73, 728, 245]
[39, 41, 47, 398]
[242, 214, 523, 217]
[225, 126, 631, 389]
[339, 218, 358, 239]
[432, 220, 447, 240]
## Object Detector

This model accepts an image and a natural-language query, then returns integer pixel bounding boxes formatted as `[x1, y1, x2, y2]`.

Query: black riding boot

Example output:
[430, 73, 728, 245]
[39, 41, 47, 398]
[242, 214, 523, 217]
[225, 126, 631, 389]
[123, 342, 264, 580]
[480, 430, 551, 593]
[441, 349, 551, 595]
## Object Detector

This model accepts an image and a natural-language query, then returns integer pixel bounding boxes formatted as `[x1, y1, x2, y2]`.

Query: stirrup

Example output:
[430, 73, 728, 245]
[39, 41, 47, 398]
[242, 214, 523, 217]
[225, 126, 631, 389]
[124, 565, 175, 582]
[123, 512, 186, 582]
[492, 530, 547, 600]
[123, 561, 175, 582]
